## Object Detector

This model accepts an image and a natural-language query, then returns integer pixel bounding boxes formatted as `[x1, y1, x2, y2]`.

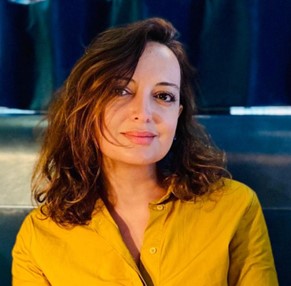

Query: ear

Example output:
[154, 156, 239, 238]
[178, 105, 183, 116]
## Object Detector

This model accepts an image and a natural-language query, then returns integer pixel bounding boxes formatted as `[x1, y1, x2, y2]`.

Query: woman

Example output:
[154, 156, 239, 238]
[12, 18, 278, 285]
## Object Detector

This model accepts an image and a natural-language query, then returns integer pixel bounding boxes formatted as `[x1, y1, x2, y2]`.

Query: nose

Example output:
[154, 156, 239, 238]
[131, 91, 153, 123]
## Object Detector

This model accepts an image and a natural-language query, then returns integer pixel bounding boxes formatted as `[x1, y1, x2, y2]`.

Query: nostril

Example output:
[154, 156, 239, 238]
[132, 114, 151, 123]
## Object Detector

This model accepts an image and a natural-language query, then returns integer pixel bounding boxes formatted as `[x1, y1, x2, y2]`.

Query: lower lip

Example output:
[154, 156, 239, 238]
[123, 134, 155, 145]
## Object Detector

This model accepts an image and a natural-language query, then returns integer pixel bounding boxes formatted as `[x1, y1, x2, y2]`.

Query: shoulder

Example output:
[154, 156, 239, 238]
[219, 178, 256, 201]
[22, 207, 49, 226]
[178, 178, 259, 215]
[208, 178, 261, 215]
[18, 207, 65, 239]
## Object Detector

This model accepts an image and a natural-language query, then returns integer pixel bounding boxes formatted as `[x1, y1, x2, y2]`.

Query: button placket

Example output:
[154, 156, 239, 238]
[140, 202, 169, 283]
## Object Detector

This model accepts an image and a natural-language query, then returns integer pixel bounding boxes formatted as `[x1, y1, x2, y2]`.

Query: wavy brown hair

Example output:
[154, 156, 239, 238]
[32, 18, 228, 226]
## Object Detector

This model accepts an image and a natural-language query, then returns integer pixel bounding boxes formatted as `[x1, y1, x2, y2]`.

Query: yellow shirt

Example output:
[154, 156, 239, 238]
[12, 180, 278, 285]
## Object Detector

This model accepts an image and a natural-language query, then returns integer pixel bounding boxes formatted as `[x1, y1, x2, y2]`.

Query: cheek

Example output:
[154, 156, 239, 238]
[166, 109, 179, 131]
[160, 116, 179, 143]
[102, 109, 120, 137]
[97, 112, 126, 152]
[103, 101, 128, 129]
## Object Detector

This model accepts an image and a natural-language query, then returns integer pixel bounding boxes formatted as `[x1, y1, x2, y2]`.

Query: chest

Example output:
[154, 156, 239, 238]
[111, 208, 150, 263]
[35, 201, 239, 285]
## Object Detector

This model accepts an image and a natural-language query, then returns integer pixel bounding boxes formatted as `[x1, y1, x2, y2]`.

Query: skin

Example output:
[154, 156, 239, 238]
[98, 41, 183, 263]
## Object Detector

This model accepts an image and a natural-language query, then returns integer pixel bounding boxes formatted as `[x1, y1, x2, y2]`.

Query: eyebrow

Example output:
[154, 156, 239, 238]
[115, 78, 180, 90]
[156, 82, 180, 90]
[113, 77, 132, 84]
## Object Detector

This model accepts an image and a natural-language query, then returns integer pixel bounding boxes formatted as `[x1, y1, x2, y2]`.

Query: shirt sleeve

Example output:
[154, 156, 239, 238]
[12, 214, 50, 286]
[228, 190, 279, 286]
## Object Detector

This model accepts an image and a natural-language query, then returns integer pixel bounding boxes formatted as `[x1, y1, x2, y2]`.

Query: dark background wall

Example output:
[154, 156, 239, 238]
[0, 1, 290, 284]
[0, 0, 291, 111]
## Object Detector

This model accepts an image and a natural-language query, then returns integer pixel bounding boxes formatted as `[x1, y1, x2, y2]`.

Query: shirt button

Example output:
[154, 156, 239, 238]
[149, 247, 157, 254]
[156, 205, 164, 211]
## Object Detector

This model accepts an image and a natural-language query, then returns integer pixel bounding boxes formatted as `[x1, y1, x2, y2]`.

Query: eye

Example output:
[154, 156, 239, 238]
[113, 87, 131, 96]
[154, 92, 176, 103]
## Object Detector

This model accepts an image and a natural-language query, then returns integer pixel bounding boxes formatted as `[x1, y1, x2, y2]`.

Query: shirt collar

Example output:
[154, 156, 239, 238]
[150, 183, 176, 205]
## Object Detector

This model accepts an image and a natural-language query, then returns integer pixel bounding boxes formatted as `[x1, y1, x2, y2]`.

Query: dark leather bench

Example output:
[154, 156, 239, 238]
[0, 208, 31, 286]
[0, 114, 290, 285]
[203, 115, 291, 286]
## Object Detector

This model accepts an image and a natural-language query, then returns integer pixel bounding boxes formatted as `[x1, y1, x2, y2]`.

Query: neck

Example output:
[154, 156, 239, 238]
[102, 162, 165, 209]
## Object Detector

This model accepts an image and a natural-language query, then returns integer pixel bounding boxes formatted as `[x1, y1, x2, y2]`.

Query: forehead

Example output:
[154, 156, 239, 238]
[132, 41, 181, 85]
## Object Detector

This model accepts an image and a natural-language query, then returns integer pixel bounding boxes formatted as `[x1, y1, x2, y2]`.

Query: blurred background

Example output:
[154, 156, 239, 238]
[0, 1, 291, 285]
[0, 0, 290, 112]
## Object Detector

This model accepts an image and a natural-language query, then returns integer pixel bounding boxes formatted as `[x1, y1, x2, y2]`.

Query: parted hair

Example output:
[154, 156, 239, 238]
[32, 18, 228, 226]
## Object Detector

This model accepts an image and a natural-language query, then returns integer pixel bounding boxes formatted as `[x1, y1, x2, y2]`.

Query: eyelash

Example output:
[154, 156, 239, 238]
[113, 87, 177, 103]
[114, 87, 131, 96]
[154, 92, 176, 103]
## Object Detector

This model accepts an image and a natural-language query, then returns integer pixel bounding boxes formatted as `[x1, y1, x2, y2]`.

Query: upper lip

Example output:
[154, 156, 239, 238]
[121, 131, 157, 137]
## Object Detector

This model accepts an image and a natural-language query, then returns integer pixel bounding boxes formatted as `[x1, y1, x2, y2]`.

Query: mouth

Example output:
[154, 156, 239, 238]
[121, 131, 157, 145]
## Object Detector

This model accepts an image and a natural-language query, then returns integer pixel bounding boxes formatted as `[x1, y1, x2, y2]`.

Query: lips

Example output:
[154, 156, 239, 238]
[122, 131, 157, 145]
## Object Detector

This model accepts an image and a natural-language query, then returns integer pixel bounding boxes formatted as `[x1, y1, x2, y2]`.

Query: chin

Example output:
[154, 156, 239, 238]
[125, 154, 167, 166]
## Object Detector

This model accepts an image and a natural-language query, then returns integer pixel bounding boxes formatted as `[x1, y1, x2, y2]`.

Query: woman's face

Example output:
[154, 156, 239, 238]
[98, 41, 182, 168]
